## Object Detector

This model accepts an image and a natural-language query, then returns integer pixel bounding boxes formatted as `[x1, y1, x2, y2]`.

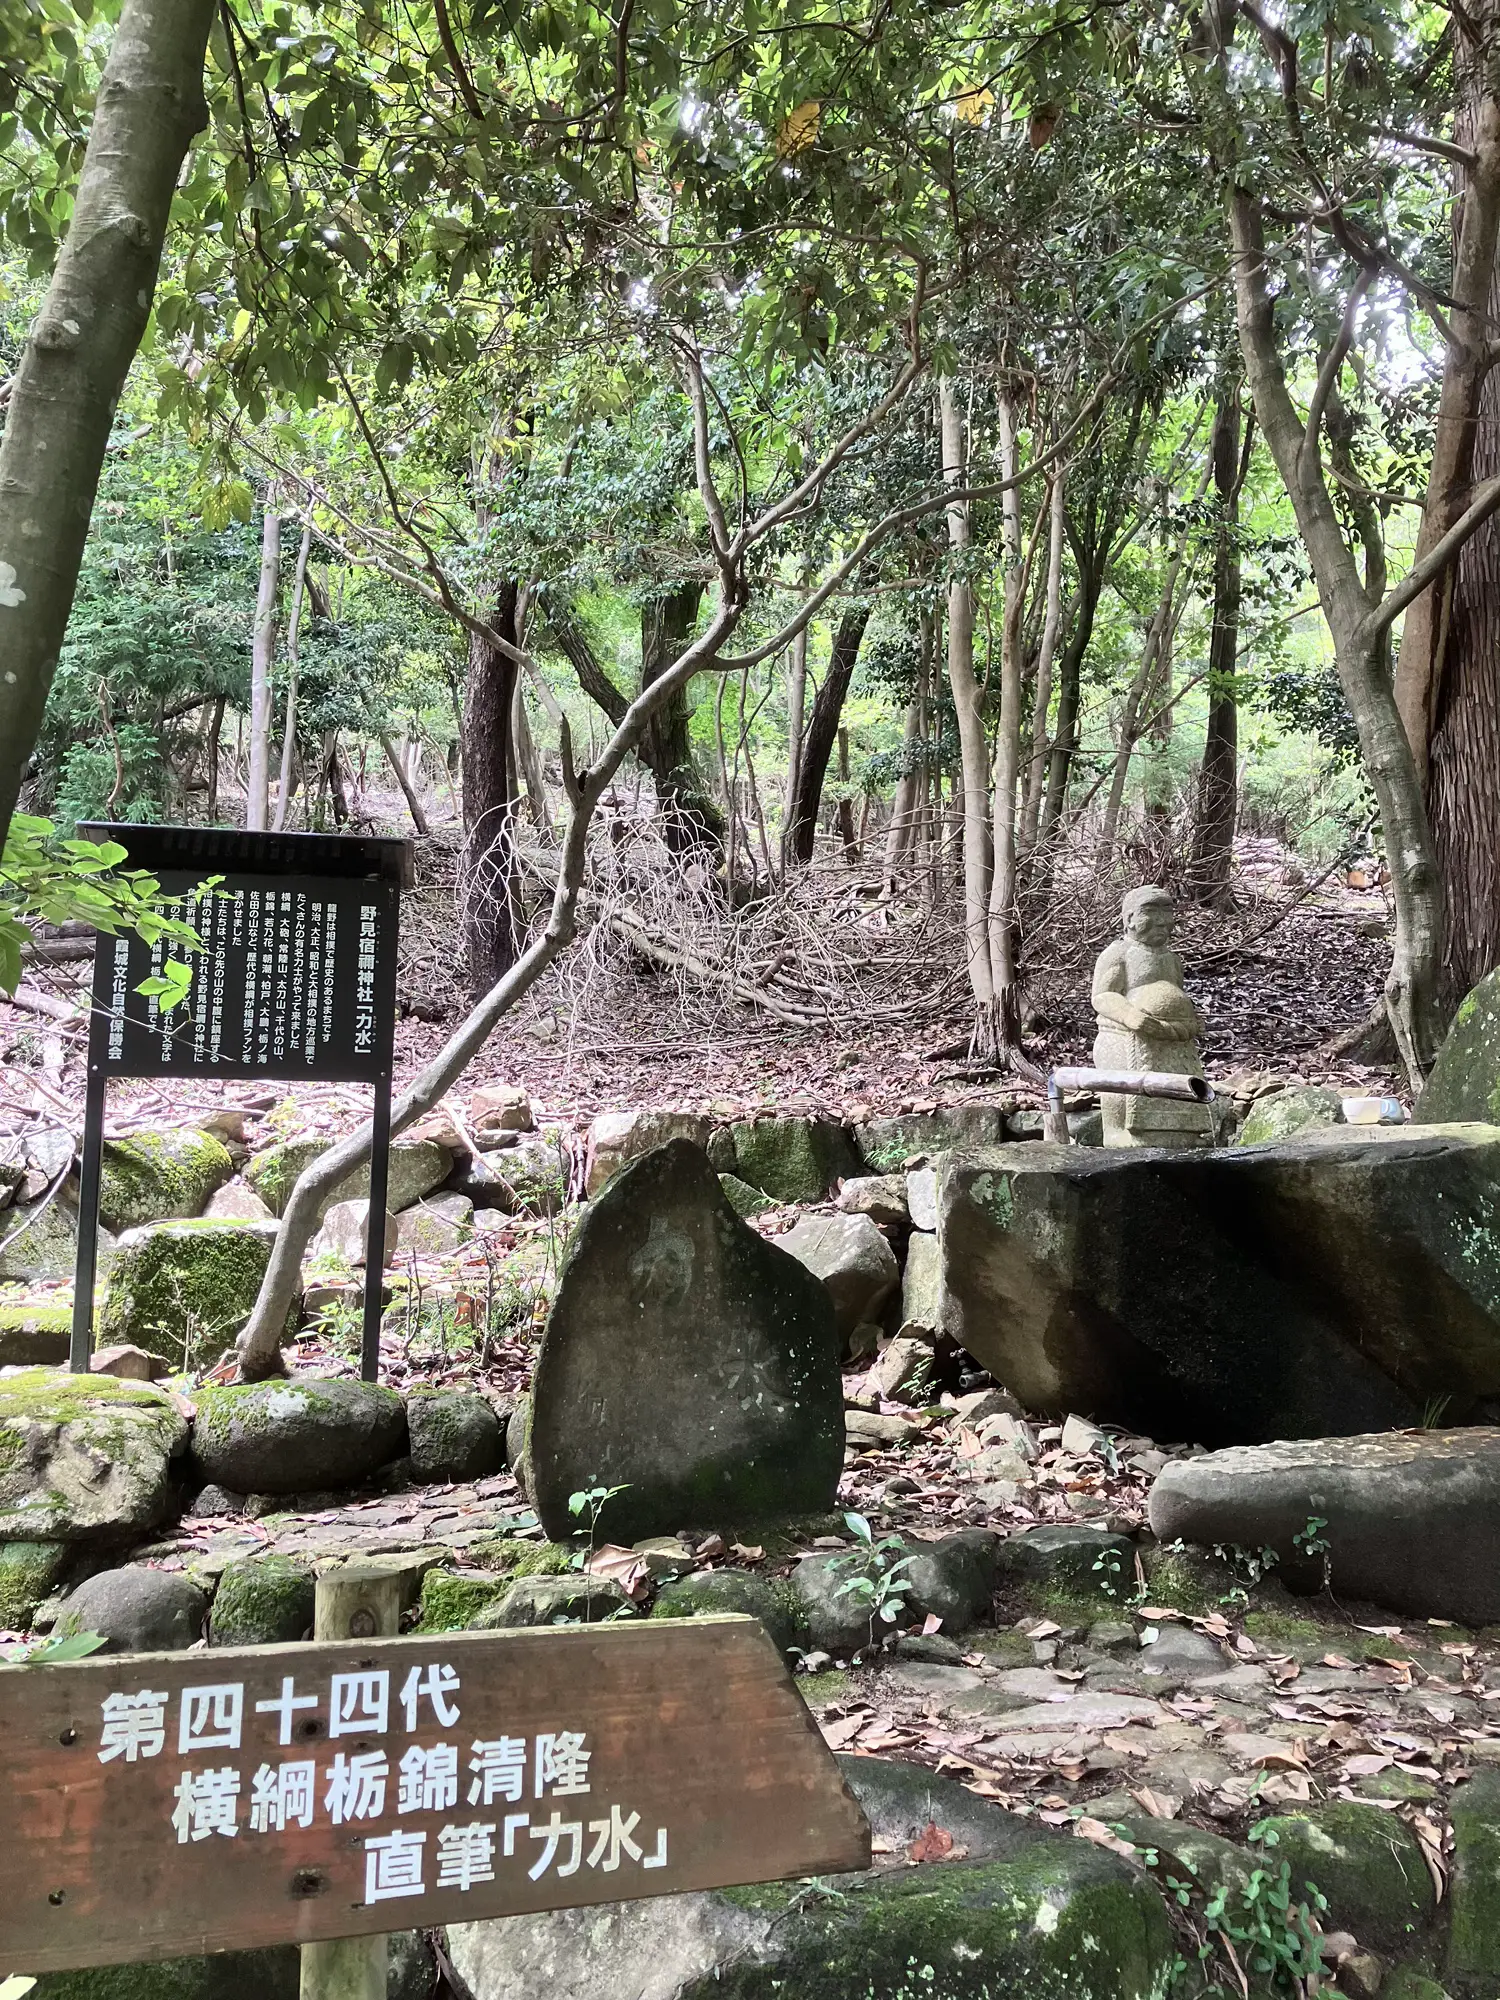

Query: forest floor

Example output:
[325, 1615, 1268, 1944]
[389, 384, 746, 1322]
[1, 830, 1405, 1140]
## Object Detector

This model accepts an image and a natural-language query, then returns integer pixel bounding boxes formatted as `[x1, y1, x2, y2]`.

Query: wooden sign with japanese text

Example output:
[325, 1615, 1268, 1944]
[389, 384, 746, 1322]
[0, 1617, 869, 1974]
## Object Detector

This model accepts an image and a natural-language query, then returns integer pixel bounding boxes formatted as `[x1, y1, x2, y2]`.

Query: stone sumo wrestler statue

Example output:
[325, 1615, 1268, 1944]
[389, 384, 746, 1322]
[1091, 886, 1213, 1149]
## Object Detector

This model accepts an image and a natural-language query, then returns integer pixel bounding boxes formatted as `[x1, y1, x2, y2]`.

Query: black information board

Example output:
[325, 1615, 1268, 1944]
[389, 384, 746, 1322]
[72, 827, 413, 1381]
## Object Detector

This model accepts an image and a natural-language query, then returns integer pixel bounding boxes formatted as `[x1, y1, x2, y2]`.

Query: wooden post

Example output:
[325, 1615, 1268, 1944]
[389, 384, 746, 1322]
[299, 1567, 404, 2000]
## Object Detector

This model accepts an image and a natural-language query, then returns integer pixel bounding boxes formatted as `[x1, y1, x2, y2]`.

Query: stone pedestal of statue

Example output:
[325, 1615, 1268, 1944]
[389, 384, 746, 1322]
[1091, 890, 1213, 1151]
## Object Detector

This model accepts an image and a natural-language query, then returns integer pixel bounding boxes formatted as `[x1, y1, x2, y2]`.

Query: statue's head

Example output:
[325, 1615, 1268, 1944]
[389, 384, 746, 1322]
[1122, 885, 1174, 947]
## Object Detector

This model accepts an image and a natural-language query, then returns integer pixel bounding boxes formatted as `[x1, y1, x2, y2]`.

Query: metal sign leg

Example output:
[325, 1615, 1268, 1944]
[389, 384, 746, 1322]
[361, 1072, 392, 1384]
[69, 1072, 107, 1374]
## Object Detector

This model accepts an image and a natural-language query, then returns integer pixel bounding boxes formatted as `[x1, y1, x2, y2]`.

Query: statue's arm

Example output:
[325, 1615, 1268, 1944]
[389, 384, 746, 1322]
[1091, 945, 1146, 1032]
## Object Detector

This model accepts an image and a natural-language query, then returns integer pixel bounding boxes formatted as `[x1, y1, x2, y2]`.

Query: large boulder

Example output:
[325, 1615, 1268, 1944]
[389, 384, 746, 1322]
[244, 1137, 452, 1217]
[587, 1110, 714, 1195]
[1417, 967, 1500, 1124]
[0, 1196, 115, 1284]
[53, 1565, 208, 1652]
[190, 1377, 407, 1496]
[776, 1212, 898, 1339]
[1149, 1427, 1500, 1626]
[98, 1127, 234, 1233]
[1253, 1803, 1435, 1954]
[528, 1140, 843, 1543]
[1450, 1768, 1500, 1993]
[651, 1568, 808, 1659]
[0, 1539, 73, 1628]
[0, 1372, 188, 1543]
[97, 1218, 291, 1368]
[729, 1115, 861, 1203]
[937, 1131, 1500, 1445]
[447, 1755, 1172, 2000]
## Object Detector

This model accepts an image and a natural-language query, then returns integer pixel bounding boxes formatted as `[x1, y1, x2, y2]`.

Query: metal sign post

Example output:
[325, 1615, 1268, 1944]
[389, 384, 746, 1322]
[71, 826, 412, 1383]
[0, 1617, 869, 1976]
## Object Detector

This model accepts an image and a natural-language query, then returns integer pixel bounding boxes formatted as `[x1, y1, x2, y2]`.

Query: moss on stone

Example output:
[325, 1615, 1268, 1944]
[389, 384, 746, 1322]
[683, 1845, 1173, 2000]
[1138, 1540, 1263, 1616]
[99, 1128, 233, 1234]
[0, 1371, 187, 1542]
[1242, 1610, 1324, 1645]
[98, 1219, 288, 1367]
[729, 1116, 861, 1203]
[651, 1567, 808, 1657]
[0, 1297, 71, 1367]
[796, 1668, 850, 1706]
[1447, 1769, 1500, 1988]
[418, 1565, 509, 1631]
[1237, 1088, 1344, 1148]
[0, 1539, 72, 1628]
[719, 1173, 772, 1218]
[0, 1300, 70, 1337]
[209, 1554, 314, 1646]
[1255, 1805, 1433, 1952]
[464, 1534, 578, 1577]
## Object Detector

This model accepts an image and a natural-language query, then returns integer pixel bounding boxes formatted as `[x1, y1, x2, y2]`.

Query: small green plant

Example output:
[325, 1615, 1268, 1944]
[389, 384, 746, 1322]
[1137, 1826, 1328, 1997]
[831, 1511, 913, 1639]
[2, 1629, 108, 1665]
[1293, 1514, 1333, 1591]
[1091, 1547, 1125, 1599]
[1421, 1392, 1453, 1429]
[567, 1483, 630, 1566]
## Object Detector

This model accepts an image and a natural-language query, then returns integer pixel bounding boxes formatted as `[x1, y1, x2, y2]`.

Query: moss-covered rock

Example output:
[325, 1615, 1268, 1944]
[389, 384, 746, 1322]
[32, 1946, 300, 1999]
[55, 1565, 208, 1652]
[1448, 1768, 1500, 1992]
[0, 1197, 116, 1284]
[97, 1218, 291, 1368]
[98, 1128, 234, 1233]
[1237, 1087, 1345, 1147]
[190, 1378, 407, 1495]
[471, 1572, 634, 1626]
[1418, 970, 1500, 1124]
[994, 1525, 1135, 1604]
[464, 1534, 577, 1578]
[0, 1297, 71, 1367]
[209, 1553, 315, 1645]
[406, 1389, 505, 1483]
[719, 1172, 772, 1218]
[651, 1567, 808, 1658]
[857, 1108, 1009, 1169]
[1255, 1803, 1434, 1953]
[0, 1371, 188, 1542]
[419, 1564, 510, 1631]
[0, 1538, 72, 1627]
[729, 1115, 861, 1203]
[244, 1137, 452, 1217]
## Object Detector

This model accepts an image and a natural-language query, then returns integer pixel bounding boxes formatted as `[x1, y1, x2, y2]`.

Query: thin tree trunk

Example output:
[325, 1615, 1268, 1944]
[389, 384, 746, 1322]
[642, 581, 721, 851]
[272, 523, 311, 832]
[786, 607, 870, 864]
[940, 379, 996, 1046]
[1019, 468, 1066, 855]
[783, 624, 808, 868]
[1099, 447, 1212, 861]
[1190, 379, 1244, 903]
[512, 678, 551, 832]
[835, 727, 858, 860]
[985, 387, 1026, 1053]
[381, 732, 430, 835]
[462, 585, 521, 994]
[245, 508, 280, 831]
[204, 696, 225, 822]
[0, 0, 215, 847]
[881, 614, 930, 896]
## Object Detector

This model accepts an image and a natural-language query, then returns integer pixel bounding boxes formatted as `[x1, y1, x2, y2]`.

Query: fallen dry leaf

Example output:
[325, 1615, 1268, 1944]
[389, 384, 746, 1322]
[586, 1545, 651, 1600]
[908, 1821, 958, 1863]
[819, 1715, 867, 1750]
[1130, 1786, 1182, 1820]
[922, 1613, 944, 1636]
[1075, 1818, 1138, 1859]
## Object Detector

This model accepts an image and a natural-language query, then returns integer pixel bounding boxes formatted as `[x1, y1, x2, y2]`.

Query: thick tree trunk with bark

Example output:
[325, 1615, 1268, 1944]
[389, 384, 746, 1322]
[785, 607, 870, 864]
[1190, 382, 1244, 903]
[0, 0, 215, 846]
[640, 581, 722, 849]
[461, 585, 521, 994]
[1395, 5, 1500, 1007]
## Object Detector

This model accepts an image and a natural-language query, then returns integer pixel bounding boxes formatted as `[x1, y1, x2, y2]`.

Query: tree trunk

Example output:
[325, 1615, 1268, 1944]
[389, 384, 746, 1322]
[462, 585, 521, 994]
[940, 379, 997, 1049]
[381, 731, 430, 835]
[1395, 7, 1500, 1007]
[782, 623, 808, 868]
[985, 387, 1026, 1054]
[785, 607, 871, 864]
[1018, 468, 1066, 855]
[1231, 187, 1444, 1081]
[640, 581, 720, 850]
[245, 508, 280, 831]
[0, 0, 215, 847]
[512, 676, 551, 832]
[1190, 379, 1244, 903]
[204, 695, 225, 821]
[273, 524, 311, 832]
[1039, 572, 1099, 837]
[881, 614, 930, 896]
[834, 726, 858, 860]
